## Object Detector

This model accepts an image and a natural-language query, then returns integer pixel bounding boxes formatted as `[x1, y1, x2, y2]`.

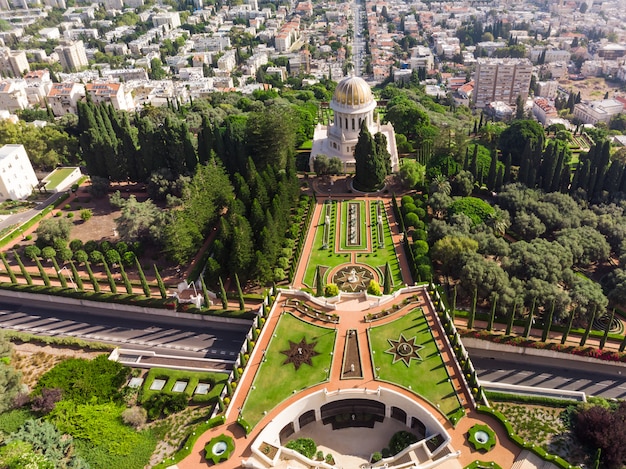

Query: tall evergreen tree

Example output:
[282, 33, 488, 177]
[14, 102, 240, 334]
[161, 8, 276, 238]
[84, 261, 99, 292]
[599, 309, 614, 350]
[34, 257, 50, 287]
[561, 308, 576, 344]
[68, 260, 83, 290]
[218, 276, 228, 309]
[383, 262, 392, 295]
[154, 265, 167, 299]
[234, 273, 245, 310]
[542, 300, 555, 342]
[487, 150, 498, 190]
[102, 260, 117, 293]
[13, 251, 32, 285]
[0, 252, 17, 284]
[580, 305, 597, 346]
[135, 257, 151, 297]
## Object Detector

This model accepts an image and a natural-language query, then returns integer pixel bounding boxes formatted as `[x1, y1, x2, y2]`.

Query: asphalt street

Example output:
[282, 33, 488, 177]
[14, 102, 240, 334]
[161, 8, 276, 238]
[469, 347, 626, 399]
[0, 300, 250, 361]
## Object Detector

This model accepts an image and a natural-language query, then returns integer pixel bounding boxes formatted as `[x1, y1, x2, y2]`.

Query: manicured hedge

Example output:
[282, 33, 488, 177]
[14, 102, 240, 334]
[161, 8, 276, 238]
[485, 391, 578, 407]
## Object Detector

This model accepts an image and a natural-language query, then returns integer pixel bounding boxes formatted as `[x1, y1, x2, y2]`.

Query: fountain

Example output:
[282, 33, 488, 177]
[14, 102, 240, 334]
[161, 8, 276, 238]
[347, 268, 358, 283]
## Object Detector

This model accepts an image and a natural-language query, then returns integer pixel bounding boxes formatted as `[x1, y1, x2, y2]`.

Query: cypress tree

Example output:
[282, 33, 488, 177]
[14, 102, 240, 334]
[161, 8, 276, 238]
[102, 260, 117, 294]
[316, 265, 323, 297]
[561, 308, 576, 344]
[523, 298, 536, 338]
[235, 273, 245, 310]
[383, 262, 391, 295]
[506, 300, 517, 335]
[470, 144, 479, 179]
[518, 141, 531, 185]
[487, 149, 498, 190]
[219, 276, 228, 309]
[580, 305, 596, 346]
[451, 285, 457, 320]
[69, 260, 83, 290]
[468, 287, 477, 329]
[119, 263, 133, 294]
[503, 152, 512, 184]
[599, 309, 614, 350]
[0, 252, 17, 284]
[85, 261, 100, 292]
[50, 257, 67, 288]
[495, 166, 504, 192]
[34, 257, 50, 287]
[200, 276, 211, 309]
[135, 257, 151, 297]
[487, 294, 497, 332]
[13, 251, 32, 285]
[154, 265, 167, 299]
[542, 300, 555, 342]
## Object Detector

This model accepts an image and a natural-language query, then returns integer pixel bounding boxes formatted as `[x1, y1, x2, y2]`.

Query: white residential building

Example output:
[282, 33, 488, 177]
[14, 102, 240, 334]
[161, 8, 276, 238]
[217, 51, 236, 72]
[0, 48, 29, 77]
[574, 99, 624, 124]
[533, 97, 558, 125]
[55, 41, 89, 72]
[85, 82, 134, 111]
[47, 82, 85, 116]
[152, 11, 181, 30]
[0, 144, 38, 201]
[0, 81, 28, 112]
[536, 80, 558, 99]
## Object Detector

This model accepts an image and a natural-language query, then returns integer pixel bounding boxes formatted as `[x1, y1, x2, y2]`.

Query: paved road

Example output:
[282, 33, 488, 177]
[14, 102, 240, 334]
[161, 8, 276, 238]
[0, 192, 66, 232]
[469, 348, 626, 399]
[0, 300, 249, 362]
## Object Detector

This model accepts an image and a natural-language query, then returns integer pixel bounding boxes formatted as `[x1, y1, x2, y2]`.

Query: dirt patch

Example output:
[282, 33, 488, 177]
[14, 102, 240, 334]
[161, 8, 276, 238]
[11, 342, 105, 390]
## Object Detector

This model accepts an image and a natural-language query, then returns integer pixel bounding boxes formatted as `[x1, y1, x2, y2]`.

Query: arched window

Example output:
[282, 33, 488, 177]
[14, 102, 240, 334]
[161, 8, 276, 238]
[345, 118, 348, 129]
[352, 118, 355, 130]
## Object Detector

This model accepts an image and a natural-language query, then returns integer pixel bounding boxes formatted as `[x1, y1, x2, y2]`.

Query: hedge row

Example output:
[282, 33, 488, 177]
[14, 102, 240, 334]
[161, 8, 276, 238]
[289, 194, 316, 282]
[484, 391, 579, 407]
[5, 330, 113, 351]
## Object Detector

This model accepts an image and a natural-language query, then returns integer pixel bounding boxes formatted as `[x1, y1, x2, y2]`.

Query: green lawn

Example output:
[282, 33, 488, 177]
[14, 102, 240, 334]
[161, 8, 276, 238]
[303, 200, 403, 288]
[368, 309, 462, 417]
[44, 167, 76, 189]
[139, 368, 228, 404]
[240, 313, 336, 428]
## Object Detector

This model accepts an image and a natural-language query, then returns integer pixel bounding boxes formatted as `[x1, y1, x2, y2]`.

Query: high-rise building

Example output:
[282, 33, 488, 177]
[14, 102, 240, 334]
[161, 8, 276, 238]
[0, 48, 29, 77]
[473, 58, 533, 108]
[54, 41, 89, 72]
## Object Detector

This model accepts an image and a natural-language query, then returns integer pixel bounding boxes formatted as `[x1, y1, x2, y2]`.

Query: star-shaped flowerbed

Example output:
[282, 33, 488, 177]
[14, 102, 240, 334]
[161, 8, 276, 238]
[280, 337, 320, 370]
[385, 334, 424, 366]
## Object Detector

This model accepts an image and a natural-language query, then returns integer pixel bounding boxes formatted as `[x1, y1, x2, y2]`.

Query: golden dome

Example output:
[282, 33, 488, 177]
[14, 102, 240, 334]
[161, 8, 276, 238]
[332, 76, 373, 107]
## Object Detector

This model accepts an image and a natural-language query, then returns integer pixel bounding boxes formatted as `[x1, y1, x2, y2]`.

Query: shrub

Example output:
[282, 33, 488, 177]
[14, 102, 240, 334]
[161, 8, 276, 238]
[79, 209, 93, 222]
[41, 246, 56, 261]
[30, 387, 62, 415]
[64, 204, 71, 210]
[74, 250, 88, 264]
[84, 240, 98, 253]
[324, 283, 339, 297]
[89, 250, 103, 264]
[24, 245, 41, 261]
[367, 279, 382, 296]
[389, 431, 418, 455]
[285, 438, 316, 459]
[404, 212, 419, 228]
[371, 451, 382, 463]
[66, 212, 74, 219]
[69, 239, 83, 251]
[121, 406, 147, 428]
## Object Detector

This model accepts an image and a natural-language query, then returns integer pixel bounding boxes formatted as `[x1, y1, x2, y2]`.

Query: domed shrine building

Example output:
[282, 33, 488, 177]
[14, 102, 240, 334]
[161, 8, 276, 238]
[309, 76, 399, 173]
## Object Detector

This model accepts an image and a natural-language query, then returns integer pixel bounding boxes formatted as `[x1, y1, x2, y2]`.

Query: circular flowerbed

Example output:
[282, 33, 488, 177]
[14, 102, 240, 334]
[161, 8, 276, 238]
[467, 424, 496, 452]
[205, 434, 235, 464]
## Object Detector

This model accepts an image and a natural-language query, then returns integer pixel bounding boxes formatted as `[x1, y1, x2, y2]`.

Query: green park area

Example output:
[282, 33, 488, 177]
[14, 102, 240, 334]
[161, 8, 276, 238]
[303, 199, 403, 289]
[240, 313, 336, 428]
[368, 308, 463, 418]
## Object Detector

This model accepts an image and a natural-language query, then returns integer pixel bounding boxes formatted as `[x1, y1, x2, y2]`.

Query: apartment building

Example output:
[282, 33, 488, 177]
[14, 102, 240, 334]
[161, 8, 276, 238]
[0, 144, 38, 201]
[0, 81, 28, 112]
[0, 48, 29, 77]
[536, 80, 558, 99]
[275, 18, 300, 52]
[85, 83, 134, 111]
[47, 82, 85, 116]
[152, 11, 181, 30]
[533, 97, 558, 125]
[473, 58, 533, 108]
[55, 41, 89, 72]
